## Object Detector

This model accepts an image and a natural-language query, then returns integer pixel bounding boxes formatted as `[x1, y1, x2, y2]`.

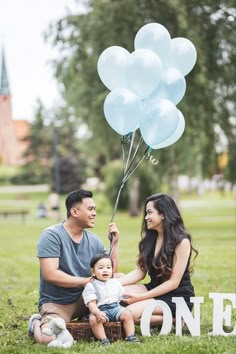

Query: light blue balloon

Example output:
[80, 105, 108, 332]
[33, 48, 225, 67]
[126, 49, 163, 99]
[145, 67, 186, 106]
[104, 88, 144, 135]
[143, 81, 166, 112]
[134, 23, 171, 63]
[164, 68, 186, 104]
[166, 38, 197, 76]
[97, 46, 130, 90]
[152, 110, 185, 149]
[140, 99, 179, 146]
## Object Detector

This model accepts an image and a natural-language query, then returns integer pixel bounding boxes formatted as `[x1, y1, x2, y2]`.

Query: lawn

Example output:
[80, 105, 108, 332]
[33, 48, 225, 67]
[0, 191, 235, 353]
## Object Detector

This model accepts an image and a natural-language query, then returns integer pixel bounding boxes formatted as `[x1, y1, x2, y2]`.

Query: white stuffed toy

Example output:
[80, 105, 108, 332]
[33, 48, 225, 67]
[42, 316, 74, 348]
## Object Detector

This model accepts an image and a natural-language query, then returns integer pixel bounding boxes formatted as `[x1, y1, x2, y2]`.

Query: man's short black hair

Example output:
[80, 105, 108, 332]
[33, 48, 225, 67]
[65, 189, 93, 218]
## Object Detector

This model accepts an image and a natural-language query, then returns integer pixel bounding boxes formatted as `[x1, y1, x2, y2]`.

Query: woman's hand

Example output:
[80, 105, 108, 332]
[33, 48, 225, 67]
[121, 293, 142, 305]
[108, 223, 120, 244]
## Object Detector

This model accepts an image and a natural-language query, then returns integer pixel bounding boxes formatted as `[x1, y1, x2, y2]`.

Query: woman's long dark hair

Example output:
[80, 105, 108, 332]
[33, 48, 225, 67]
[137, 193, 198, 280]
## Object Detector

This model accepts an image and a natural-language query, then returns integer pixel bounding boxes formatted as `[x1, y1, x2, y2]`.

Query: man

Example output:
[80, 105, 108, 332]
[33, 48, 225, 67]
[28, 189, 120, 344]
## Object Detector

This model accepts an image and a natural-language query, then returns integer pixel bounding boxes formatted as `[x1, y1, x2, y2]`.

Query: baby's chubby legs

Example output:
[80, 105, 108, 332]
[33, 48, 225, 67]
[89, 314, 107, 340]
[119, 309, 135, 337]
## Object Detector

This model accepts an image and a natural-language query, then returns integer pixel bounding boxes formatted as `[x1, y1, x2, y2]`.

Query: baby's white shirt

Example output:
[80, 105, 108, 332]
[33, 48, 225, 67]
[82, 278, 124, 307]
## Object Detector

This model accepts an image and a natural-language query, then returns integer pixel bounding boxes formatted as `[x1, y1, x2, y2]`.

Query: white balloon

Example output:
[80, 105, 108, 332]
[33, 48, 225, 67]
[126, 49, 163, 99]
[104, 88, 144, 135]
[97, 46, 130, 90]
[162, 67, 186, 104]
[134, 22, 171, 63]
[145, 67, 186, 106]
[167, 38, 197, 76]
[152, 110, 185, 149]
[140, 99, 179, 146]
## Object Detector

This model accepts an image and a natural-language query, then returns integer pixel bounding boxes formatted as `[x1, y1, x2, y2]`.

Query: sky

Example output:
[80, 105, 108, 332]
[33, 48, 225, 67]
[0, 0, 82, 121]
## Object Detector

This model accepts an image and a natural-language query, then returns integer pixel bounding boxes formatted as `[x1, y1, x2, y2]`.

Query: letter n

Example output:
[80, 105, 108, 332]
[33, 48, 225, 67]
[172, 296, 204, 336]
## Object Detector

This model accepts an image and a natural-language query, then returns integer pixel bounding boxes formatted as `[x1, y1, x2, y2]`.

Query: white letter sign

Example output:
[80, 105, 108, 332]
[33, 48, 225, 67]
[140, 299, 172, 336]
[209, 293, 236, 336]
[172, 296, 204, 336]
[140, 294, 236, 337]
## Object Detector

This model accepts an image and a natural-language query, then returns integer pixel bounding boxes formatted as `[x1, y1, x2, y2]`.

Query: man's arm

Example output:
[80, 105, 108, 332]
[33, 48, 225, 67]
[40, 258, 91, 288]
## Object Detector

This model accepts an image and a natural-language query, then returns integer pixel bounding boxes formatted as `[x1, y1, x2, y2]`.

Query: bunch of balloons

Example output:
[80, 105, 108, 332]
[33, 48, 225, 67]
[97, 23, 197, 149]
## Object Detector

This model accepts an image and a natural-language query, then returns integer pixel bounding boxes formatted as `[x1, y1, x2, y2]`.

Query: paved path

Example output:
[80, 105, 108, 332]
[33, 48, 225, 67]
[0, 185, 49, 193]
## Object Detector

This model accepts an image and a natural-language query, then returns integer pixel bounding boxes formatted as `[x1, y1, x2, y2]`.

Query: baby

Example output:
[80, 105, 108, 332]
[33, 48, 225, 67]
[82, 253, 139, 346]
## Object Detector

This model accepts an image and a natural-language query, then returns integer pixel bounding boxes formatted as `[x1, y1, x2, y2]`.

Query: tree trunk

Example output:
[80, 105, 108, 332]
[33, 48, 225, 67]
[170, 149, 179, 205]
[128, 177, 140, 216]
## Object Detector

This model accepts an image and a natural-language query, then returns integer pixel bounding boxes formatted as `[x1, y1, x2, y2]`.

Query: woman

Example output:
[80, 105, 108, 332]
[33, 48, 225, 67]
[119, 193, 198, 325]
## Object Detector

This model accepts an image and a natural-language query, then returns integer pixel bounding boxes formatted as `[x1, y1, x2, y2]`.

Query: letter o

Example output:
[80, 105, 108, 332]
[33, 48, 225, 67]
[140, 299, 173, 336]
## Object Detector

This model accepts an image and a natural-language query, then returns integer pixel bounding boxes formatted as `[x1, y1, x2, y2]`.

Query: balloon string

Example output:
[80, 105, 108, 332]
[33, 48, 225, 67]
[121, 138, 125, 178]
[124, 136, 144, 177]
[110, 182, 125, 224]
[124, 131, 136, 174]
[109, 181, 125, 255]
[111, 134, 133, 255]
[109, 136, 148, 255]
[123, 146, 149, 183]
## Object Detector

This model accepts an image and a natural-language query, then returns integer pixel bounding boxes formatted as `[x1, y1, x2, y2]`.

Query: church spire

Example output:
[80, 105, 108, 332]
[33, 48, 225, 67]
[0, 46, 10, 95]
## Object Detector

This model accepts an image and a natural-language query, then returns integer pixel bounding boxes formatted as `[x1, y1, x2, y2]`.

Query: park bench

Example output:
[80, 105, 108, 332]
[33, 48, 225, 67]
[0, 209, 29, 223]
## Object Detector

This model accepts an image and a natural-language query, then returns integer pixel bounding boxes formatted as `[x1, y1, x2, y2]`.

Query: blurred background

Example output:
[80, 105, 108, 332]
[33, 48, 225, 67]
[0, 0, 235, 218]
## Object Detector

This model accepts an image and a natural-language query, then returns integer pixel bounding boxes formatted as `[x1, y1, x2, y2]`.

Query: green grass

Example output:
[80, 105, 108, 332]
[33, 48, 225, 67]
[0, 191, 235, 353]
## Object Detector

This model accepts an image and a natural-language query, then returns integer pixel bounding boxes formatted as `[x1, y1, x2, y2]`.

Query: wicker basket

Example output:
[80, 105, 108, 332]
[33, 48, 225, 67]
[67, 320, 125, 342]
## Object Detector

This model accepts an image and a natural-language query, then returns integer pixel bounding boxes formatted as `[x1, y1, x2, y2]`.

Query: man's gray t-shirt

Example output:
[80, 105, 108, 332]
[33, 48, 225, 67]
[37, 222, 106, 307]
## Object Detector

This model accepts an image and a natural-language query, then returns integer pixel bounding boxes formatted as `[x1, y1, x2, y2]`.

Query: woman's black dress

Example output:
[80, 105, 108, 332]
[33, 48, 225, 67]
[145, 258, 194, 317]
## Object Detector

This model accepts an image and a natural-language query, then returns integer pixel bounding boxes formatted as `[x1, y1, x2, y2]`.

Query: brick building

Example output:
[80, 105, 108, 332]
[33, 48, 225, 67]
[0, 47, 29, 166]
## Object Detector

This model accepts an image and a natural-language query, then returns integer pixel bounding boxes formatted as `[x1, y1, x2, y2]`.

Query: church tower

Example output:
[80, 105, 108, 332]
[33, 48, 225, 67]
[0, 46, 18, 165]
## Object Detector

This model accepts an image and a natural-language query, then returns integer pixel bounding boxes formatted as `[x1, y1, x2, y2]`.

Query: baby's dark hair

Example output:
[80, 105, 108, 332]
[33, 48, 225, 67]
[90, 253, 113, 268]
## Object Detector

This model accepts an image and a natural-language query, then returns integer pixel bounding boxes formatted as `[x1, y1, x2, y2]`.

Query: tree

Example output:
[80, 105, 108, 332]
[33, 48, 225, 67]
[45, 0, 235, 194]
[13, 100, 51, 184]
[102, 158, 159, 216]
[180, 0, 236, 182]
[18, 100, 87, 191]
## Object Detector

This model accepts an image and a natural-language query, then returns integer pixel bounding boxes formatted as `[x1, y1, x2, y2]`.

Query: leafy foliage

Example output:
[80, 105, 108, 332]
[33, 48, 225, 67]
[102, 158, 161, 212]
[18, 100, 87, 192]
[46, 0, 235, 185]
